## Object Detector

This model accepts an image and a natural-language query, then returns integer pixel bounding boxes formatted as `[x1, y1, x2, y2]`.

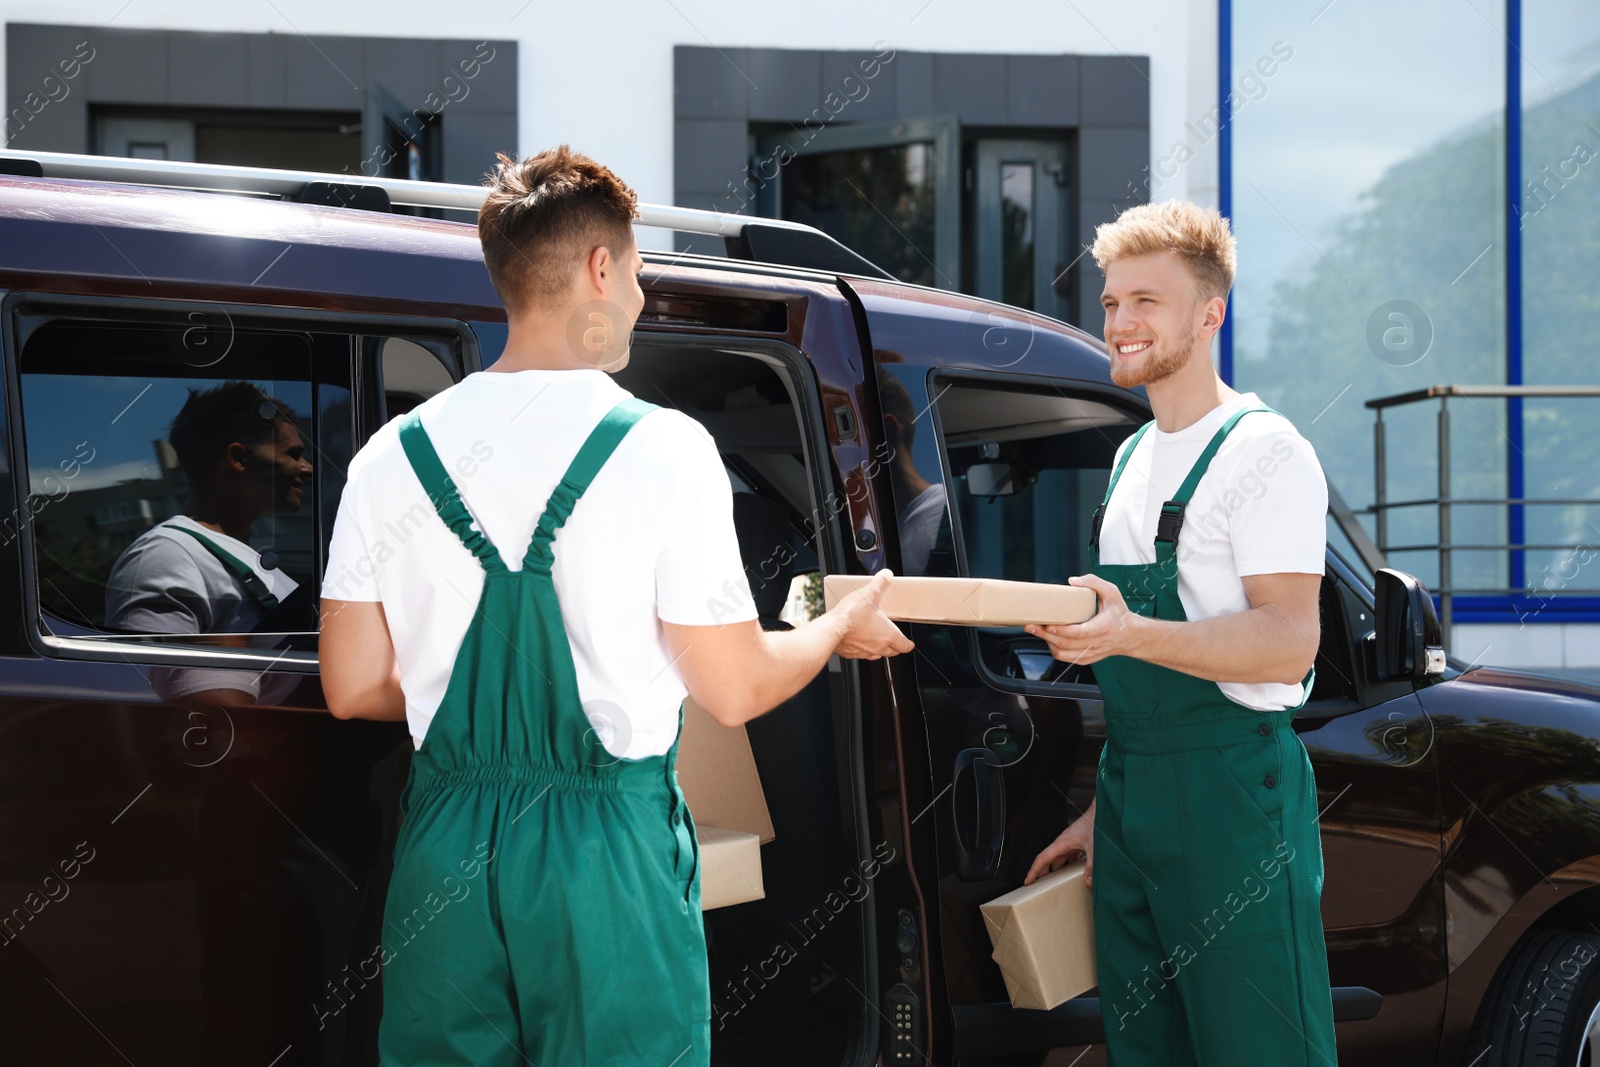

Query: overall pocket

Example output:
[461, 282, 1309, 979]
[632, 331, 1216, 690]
[1208, 737, 1288, 845]
[1179, 744, 1296, 948]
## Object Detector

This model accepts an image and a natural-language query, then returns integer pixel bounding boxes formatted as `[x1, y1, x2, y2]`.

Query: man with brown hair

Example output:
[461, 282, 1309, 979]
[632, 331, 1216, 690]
[319, 145, 911, 1066]
[1023, 200, 1338, 1065]
[106, 381, 313, 703]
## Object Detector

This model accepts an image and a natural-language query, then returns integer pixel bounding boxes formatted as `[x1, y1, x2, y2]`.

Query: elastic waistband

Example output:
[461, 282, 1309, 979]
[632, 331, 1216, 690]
[410, 757, 673, 798]
[1105, 708, 1297, 755]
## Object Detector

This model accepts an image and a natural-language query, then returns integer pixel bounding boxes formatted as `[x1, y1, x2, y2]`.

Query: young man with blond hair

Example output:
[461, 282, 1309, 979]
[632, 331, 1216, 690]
[319, 145, 911, 1066]
[1024, 200, 1338, 1065]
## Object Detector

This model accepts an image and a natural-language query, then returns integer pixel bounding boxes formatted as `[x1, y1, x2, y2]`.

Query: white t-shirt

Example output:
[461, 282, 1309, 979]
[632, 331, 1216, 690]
[1098, 391, 1328, 711]
[105, 514, 304, 704]
[899, 482, 947, 576]
[322, 368, 757, 757]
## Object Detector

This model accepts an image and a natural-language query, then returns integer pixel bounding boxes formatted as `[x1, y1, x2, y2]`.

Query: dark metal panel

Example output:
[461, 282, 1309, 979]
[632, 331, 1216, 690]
[895, 50, 936, 116]
[1079, 54, 1151, 127]
[284, 33, 363, 111]
[673, 44, 751, 119]
[359, 37, 444, 114]
[747, 48, 823, 122]
[673, 117, 749, 200]
[169, 31, 252, 108]
[245, 33, 288, 108]
[1077, 126, 1149, 200]
[441, 112, 517, 187]
[1007, 54, 1081, 127]
[447, 39, 516, 116]
[821, 49, 898, 123]
[82, 26, 170, 105]
[933, 53, 1008, 125]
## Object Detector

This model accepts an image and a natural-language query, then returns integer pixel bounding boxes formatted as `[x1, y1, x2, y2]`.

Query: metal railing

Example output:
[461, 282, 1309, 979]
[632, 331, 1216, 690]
[1366, 384, 1600, 646]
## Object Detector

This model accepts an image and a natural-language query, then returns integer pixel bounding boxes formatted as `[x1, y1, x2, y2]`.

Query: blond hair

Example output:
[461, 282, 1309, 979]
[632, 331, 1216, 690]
[1090, 200, 1237, 300]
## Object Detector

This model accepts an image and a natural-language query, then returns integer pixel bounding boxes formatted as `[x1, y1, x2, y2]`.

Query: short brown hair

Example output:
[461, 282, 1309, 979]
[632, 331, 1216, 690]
[477, 145, 640, 313]
[168, 380, 298, 484]
[1090, 200, 1237, 300]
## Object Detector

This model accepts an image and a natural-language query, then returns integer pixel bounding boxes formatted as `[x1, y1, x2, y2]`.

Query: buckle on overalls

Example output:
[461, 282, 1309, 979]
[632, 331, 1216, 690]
[1090, 504, 1105, 549]
[1154, 501, 1186, 545]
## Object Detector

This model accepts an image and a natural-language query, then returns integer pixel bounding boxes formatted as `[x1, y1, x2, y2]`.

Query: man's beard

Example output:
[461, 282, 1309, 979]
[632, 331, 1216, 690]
[1109, 325, 1193, 388]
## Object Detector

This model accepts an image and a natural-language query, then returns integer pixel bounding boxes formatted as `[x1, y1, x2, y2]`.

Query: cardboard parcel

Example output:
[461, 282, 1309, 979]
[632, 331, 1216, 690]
[980, 861, 1097, 1011]
[823, 575, 1097, 627]
[674, 696, 774, 911]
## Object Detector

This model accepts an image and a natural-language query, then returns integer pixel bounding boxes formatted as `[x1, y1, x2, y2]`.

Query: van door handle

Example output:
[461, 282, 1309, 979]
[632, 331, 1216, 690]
[952, 747, 1006, 881]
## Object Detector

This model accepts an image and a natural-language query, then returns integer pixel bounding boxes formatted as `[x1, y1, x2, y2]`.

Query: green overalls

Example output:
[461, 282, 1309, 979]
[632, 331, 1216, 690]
[1087, 404, 1338, 1066]
[375, 397, 711, 1066]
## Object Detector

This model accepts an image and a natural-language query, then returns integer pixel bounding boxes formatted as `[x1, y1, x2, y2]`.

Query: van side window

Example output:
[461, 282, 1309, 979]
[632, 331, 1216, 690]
[931, 378, 1138, 684]
[11, 306, 466, 698]
[17, 316, 336, 636]
[378, 336, 456, 419]
[9, 309, 360, 697]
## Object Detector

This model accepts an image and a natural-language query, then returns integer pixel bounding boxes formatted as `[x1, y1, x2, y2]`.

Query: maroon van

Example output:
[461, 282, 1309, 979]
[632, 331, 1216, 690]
[0, 149, 1595, 1067]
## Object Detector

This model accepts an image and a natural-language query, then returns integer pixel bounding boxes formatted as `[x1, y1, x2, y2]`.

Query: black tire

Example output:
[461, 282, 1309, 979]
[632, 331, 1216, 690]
[1464, 928, 1600, 1066]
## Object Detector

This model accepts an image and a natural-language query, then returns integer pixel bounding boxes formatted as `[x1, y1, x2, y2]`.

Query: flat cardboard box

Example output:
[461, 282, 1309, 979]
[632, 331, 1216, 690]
[981, 861, 1097, 1010]
[697, 825, 765, 910]
[675, 697, 775, 844]
[823, 575, 1098, 627]
[675, 697, 772, 911]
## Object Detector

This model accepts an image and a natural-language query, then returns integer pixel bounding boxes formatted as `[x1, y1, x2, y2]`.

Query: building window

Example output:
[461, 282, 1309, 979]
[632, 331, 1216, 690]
[1225, 1, 1510, 606]
[1518, 4, 1600, 600]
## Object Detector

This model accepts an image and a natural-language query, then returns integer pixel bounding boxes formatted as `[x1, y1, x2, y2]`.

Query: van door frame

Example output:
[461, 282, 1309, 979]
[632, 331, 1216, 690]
[624, 319, 896, 1067]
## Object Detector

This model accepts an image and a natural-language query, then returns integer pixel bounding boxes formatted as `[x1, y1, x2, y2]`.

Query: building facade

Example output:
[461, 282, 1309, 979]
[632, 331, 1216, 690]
[3, 0, 1596, 669]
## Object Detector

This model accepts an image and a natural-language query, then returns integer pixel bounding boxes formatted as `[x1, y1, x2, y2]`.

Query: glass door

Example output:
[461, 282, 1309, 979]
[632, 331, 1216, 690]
[757, 116, 961, 289]
[973, 139, 1069, 322]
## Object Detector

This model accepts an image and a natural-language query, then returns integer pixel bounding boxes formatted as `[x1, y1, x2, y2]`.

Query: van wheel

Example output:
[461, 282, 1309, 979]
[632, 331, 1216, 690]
[1464, 928, 1600, 1066]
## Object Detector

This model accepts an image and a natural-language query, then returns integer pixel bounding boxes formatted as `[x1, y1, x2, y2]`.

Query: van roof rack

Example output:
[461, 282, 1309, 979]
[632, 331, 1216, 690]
[0, 148, 894, 281]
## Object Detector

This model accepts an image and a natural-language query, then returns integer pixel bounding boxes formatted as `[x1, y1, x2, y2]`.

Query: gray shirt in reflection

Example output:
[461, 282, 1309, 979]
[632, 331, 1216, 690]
[104, 515, 300, 703]
[900, 483, 948, 577]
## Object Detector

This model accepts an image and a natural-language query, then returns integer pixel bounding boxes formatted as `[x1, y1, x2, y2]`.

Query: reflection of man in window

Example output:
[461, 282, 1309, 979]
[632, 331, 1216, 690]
[877, 366, 948, 576]
[104, 380, 313, 704]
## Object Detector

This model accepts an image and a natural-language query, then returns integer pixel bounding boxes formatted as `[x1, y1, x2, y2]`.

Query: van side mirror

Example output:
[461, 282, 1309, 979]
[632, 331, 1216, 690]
[1372, 568, 1446, 682]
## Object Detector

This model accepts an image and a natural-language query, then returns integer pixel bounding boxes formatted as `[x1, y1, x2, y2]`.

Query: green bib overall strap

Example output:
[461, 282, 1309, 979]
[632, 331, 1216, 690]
[1152, 403, 1279, 567]
[397, 423, 509, 575]
[162, 523, 279, 608]
[380, 396, 714, 1067]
